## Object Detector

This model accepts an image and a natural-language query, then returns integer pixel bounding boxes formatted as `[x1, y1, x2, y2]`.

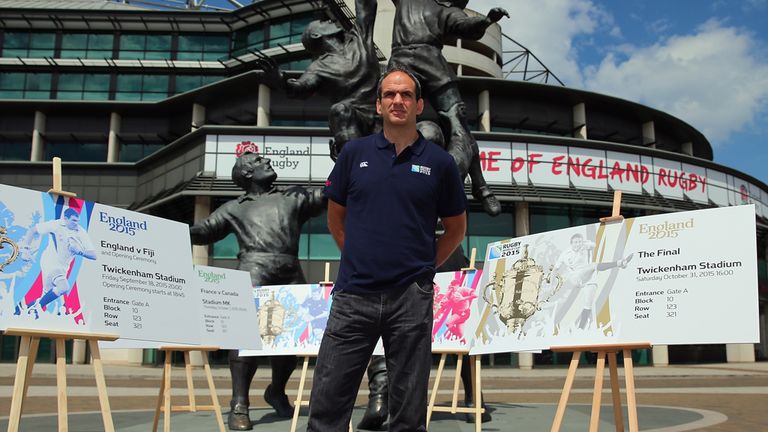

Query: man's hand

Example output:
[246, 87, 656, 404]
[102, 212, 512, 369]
[487, 7, 509, 23]
[253, 52, 285, 89]
[329, 139, 341, 162]
[67, 237, 85, 256]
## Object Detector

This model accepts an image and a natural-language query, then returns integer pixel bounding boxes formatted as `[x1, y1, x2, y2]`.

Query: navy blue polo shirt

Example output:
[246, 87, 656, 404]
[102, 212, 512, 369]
[324, 131, 466, 293]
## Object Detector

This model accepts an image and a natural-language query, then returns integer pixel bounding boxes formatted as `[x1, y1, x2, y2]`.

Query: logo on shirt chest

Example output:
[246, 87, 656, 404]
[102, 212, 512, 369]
[411, 164, 431, 176]
[360, 161, 369, 168]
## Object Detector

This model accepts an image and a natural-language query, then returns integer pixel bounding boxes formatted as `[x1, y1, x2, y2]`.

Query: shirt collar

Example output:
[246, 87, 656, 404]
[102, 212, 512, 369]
[375, 131, 427, 156]
[237, 187, 277, 203]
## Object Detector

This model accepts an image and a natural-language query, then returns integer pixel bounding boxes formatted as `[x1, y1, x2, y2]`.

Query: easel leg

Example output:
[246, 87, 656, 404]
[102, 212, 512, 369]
[589, 351, 606, 432]
[451, 354, 463, 413]
[201, 352, 226, 432]
[55, 338, 68, 432]
[551, 351, 581, 432]
[163, 350, 172, 432]
[607, 352, 624, 432]
[427, 353, 447, 429]
[20, 337, 40, 411]
[471, 355, 482, 432]
[152, 360, 167, 432]
[183, 352, 196, 412]
[7, 336, 32, 432]
[88, 339, 115, 432]
[290, 356, 311, 432]
[622, 349, 639, 432]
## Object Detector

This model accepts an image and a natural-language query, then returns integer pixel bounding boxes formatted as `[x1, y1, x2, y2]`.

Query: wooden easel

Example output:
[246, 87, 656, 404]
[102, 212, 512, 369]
[5, 158, 119, 432]
[5, 328, 119, 432]
[549, 191, 649, 432]
[152, 345, 225, 432]
[426, 248, 485, 432]
[289, 263, 352, 432]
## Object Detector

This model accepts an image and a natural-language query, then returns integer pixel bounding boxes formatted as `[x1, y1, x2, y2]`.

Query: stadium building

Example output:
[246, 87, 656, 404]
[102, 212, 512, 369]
[0, 0, 766, 367]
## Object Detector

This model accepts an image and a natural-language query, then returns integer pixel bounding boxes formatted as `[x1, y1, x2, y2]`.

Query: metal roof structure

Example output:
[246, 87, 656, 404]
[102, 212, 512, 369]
[0, 0, 148, 10]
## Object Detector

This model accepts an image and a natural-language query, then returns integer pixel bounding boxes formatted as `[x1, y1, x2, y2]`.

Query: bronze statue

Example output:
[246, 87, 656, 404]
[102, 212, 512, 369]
[388, 0, 509, 217]
[256, 0, 381, 160]
[190, 153, 325, 430]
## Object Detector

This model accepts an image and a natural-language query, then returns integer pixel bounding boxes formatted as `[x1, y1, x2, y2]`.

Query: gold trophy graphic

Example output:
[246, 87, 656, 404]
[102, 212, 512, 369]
[483, 244, 563, 335]
[0, 227, 20, 272]
[258, 292, 288, 346]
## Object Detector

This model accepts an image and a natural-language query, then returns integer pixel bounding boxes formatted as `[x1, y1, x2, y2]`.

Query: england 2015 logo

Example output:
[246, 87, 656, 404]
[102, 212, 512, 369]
[99, 212, 148, 236]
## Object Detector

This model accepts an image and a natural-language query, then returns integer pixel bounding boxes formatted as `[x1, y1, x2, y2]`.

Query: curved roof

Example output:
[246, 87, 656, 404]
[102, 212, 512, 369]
[0, 0, 148, 10]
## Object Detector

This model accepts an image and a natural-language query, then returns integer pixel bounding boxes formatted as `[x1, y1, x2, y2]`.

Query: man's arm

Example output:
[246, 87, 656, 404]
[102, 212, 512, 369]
[445, 7, 509, 41]
[435, 213, 467, 268]
[189, 209, 230, 245]
[327, 199, 346, 251]
[356, 0, 377, 44]
[285, 72, 322, 99]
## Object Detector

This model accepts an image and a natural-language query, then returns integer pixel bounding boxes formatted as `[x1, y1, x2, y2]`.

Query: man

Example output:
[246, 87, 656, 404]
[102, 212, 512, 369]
[554, 233, 633, 329]
[17, 207, 96, 315]
[190, 152, 324, 430]
[307, 67, 467, 432]
[258, 0, 380, 159]
[388, 0, 510, 216]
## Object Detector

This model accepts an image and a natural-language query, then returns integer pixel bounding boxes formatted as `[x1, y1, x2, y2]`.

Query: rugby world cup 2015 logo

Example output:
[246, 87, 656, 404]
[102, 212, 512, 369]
[236, 141, 259, 157]
[488, 245, 503, 260]
[99, 212, 148, 237]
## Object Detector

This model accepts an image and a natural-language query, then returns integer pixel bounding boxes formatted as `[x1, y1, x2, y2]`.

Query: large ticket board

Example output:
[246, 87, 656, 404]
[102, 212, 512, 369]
[471, 205, 759, 354]
[0, 184, 199, 344]
[240, 283, 333, 356]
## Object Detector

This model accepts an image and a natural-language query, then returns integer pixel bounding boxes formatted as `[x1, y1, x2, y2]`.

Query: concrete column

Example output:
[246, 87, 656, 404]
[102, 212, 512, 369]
[72, 340, 87, 364]
[515, 202, 534, 369]
[681, 142, 693, 156]
[192, 103, 206, 131]
[572, 103, 587, 139]
[257, 84, 271, 127]
[642, 121, 656, 148]
[478, 90, 491, 132]
[107, 112, 121, 163]
[30, 111, 46, 161]
[189, 195, 213, 366]
[726, 344, 755, 362]
[652, 345, 669, 367]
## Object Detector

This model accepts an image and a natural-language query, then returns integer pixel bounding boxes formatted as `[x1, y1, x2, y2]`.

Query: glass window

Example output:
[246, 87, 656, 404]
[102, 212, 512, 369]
[119, 34, 171, 60]
[173, 75, 223, 94]
[45, 142, 107, 162]
[233, 24, 265, 57]
[2, 32, 55, 58]
[57, 73, 110, 100]
[60, 33, 113, 59]
[0, 141, 31, 161]
[177, 34, 229, 61]
[213, 233, 238, 259]
[279, 57, 311, 71]
[119, 141, 164, 162]
[0, 73, 52, 99]
[116, 75, 169, 101]
[267, 14, 313, 48]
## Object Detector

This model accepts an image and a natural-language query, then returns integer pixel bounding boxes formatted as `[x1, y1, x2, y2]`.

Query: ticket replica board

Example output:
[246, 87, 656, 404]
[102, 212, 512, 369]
[471, 205, 758, 354]
[431, 270, 485, 351]
[240, 283, 333, 356]
[195, 265, 261, 350]
[0, 183, 199, 344]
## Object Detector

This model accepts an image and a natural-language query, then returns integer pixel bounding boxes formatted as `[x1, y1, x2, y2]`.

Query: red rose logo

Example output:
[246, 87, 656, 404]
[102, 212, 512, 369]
[236, 141, 259, 157]
[740, 185, 749, 204]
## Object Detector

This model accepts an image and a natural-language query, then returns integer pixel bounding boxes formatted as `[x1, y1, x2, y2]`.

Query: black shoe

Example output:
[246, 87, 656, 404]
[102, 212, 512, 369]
[472, 186, 501, 216]
[264, 384, 294, 418]
[464, 401, 492, 423]
[227, 403, 253, 431]
[357, 393, 388, 430]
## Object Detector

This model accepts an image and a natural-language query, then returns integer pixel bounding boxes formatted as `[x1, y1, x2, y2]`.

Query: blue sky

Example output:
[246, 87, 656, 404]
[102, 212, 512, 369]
[474, 0, 768, 186]
[192, 0, 768, 185]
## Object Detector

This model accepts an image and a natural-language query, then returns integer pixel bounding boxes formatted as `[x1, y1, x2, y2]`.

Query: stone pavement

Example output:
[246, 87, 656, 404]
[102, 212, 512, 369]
[0, 361, 765, 431]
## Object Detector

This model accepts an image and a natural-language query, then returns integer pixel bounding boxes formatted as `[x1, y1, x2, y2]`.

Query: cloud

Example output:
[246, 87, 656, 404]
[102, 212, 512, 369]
[583, 19, 768, 145]
[471, 0, 615, 87]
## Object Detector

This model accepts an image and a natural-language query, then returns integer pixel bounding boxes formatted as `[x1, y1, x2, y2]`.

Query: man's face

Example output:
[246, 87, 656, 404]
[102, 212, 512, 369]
[376, 71, 424, 128]
[65, 214, 80, 230]
[570, 236, 583, 251]
[250, 156, 277, 185]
